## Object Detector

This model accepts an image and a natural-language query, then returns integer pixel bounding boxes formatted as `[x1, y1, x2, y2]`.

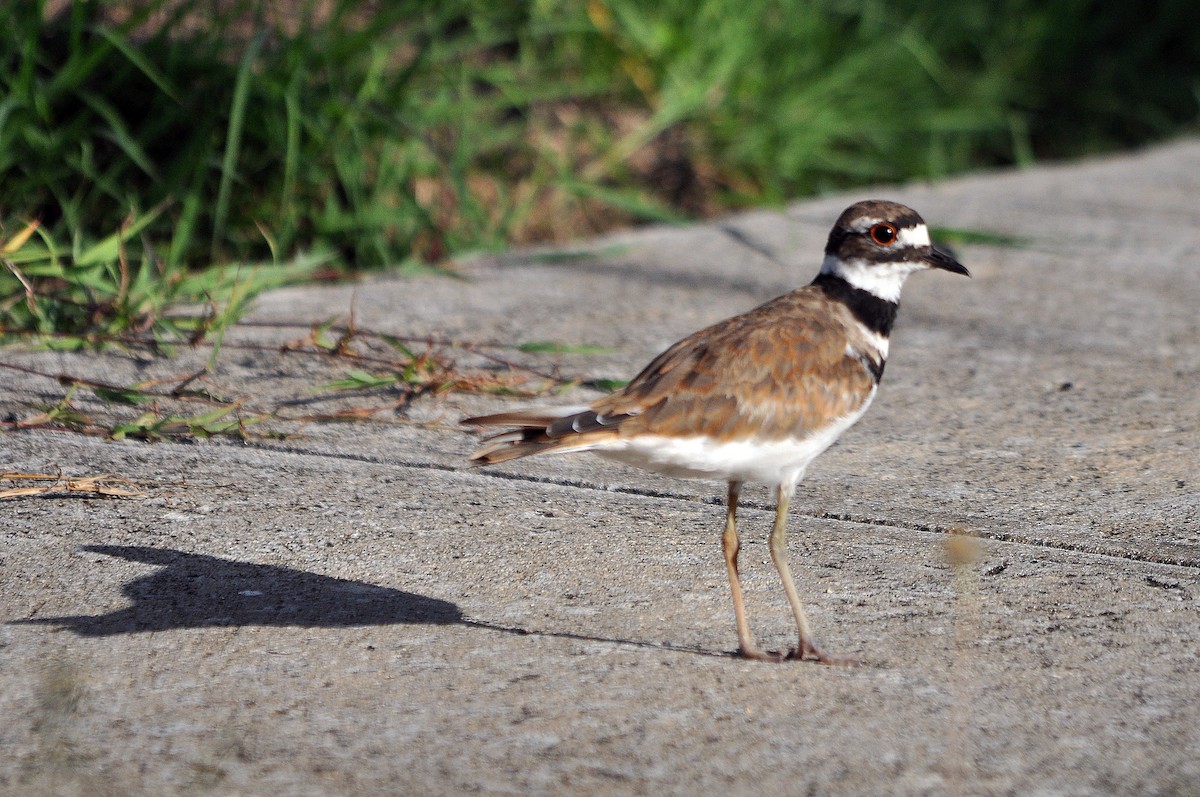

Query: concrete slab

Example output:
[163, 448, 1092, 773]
[2, 139, 1199, 796]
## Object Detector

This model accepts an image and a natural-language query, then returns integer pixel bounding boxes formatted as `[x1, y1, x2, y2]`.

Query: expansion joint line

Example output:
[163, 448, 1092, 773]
[233, 439, 1200, 571]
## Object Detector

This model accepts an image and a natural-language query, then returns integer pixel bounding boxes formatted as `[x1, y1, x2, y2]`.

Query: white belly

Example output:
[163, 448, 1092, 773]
[594, 400, 872, 486]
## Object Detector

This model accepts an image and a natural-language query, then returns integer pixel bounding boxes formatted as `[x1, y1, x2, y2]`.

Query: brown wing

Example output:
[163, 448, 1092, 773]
[592, 288, 877, 442]
[464, 286, 879, 464]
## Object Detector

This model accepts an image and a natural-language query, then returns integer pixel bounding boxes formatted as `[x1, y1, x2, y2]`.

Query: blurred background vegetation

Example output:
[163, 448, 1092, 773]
[1, 0, 1197, 340]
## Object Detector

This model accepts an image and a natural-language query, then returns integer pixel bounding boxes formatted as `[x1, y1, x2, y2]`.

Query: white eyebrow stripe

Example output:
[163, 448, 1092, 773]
[895, 224, 930, 247]
[849, 218, 931, 248]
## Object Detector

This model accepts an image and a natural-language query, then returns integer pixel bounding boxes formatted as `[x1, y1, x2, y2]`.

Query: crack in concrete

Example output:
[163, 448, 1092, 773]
[232, 439, 1200, 572]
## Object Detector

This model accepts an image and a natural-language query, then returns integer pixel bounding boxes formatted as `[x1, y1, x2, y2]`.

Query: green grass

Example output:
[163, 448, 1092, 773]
[1, 211, 332, 346]
[1, 0, 1197, 343]
[0, 317, 607, 442]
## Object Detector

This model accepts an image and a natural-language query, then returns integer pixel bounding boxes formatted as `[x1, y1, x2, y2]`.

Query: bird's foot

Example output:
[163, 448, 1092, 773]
[737, 640, 857, 665]
[736, 644, 788, 663]
[786, 639, 857, 666]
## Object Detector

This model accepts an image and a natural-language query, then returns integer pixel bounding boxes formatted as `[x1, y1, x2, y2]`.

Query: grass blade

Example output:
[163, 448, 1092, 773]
[212, 31, 266, 257]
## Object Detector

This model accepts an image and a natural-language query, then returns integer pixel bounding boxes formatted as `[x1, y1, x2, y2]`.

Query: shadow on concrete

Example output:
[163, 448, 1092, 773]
[12, 545, 463, 635]
[13, 545, 734, 659]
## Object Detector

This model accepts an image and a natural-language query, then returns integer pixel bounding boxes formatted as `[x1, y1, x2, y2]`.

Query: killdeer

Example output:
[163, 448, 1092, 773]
[463, 200, 968, 663]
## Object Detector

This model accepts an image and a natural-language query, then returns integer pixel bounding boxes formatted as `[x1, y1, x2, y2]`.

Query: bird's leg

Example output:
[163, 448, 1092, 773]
[768, 483, 849, 665]
[722, 481, 780, 661]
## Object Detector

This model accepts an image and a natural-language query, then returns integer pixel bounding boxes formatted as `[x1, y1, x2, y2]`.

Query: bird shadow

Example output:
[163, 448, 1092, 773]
[12, 545, 462, 636]
[10, 545, 732, 659]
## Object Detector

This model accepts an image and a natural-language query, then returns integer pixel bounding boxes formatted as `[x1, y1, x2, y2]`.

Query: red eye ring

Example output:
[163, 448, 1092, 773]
[869, 223, 897, 246]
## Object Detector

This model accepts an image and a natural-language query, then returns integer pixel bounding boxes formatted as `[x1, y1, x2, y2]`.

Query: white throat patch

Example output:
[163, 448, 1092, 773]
[823, 256, 925, 302]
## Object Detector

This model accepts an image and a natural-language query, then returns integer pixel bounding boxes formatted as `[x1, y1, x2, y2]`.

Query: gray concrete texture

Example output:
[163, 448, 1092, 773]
[2, 140, 1198, 796]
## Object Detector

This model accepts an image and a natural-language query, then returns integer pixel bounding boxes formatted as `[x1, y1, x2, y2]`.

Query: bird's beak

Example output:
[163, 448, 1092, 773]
[924, 246, 970, 276]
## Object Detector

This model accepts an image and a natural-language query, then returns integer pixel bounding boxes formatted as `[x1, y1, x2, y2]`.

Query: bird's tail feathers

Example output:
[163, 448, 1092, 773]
[462, 405, 616, 466]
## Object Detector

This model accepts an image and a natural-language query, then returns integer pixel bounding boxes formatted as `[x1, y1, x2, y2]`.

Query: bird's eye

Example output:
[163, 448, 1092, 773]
[869, 223, 897, 246]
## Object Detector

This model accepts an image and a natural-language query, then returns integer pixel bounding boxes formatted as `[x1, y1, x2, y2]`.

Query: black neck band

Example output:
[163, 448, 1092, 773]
[811, 273, 898, 337]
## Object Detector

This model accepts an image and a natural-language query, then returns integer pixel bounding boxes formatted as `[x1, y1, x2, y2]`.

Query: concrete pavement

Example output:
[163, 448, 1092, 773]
[2, 140, 1199, 796]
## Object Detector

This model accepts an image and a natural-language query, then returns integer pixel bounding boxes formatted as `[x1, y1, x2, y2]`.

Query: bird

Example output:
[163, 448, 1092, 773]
[462, 199, 969, 663]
